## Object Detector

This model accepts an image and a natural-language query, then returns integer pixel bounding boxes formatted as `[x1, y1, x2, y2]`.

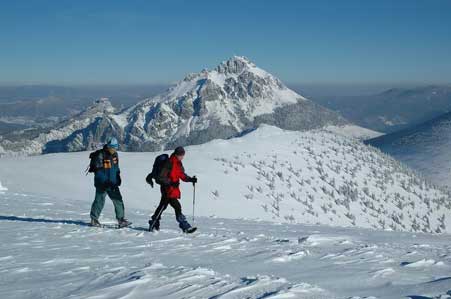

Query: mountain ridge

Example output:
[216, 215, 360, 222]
[367, 111, 451, 187]
[0, 56, 360, 156]
[310, 85, 451, 133]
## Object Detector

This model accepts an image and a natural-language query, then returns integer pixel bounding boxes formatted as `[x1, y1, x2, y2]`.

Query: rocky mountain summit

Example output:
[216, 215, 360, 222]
[1, 57, 352, 155]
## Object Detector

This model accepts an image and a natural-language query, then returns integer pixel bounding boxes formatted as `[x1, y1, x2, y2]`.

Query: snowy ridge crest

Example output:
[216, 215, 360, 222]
[205, 126, 451, 233]
[1, 125, 450, 233]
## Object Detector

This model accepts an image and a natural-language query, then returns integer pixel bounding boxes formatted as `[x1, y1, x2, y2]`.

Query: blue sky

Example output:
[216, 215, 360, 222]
[1, 0, 450, 85]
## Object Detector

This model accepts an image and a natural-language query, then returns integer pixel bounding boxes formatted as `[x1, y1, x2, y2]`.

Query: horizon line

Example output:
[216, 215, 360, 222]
[0, 81, 450, 87]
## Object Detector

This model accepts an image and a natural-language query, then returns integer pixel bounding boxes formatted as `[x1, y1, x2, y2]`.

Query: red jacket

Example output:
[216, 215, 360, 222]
[159, 154, 190, 199]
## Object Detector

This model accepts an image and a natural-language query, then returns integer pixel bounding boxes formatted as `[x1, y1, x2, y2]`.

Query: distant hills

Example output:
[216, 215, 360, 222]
[0, 84, 167, 129]
[367, 111, 451, 188]
[2, 83, 451, 137]
[309, 85, 451, 133]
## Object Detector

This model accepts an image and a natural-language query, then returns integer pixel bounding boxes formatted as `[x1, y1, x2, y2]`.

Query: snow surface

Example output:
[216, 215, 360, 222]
[0, 125, 449, 233]
[1, 190, 451, 299]
[0, 180, 7, 192]
[325, 125, 383, 140]
[1, 125, 451, 298]
[109, 114, 128, 129]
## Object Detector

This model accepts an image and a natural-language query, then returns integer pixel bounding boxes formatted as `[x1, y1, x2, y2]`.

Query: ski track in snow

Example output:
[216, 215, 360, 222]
[1, 191, 451, 299]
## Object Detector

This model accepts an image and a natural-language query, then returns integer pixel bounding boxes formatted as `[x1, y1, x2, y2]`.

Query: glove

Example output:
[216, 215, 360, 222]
[189, 176, 198, 184]
[170, 181, 180, 188]
[145, 173, 154, 188]
[117, 174, 122, 187]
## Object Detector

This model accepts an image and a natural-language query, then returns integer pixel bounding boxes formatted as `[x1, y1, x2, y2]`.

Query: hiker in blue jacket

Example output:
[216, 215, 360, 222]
[89, 137, 130, 228]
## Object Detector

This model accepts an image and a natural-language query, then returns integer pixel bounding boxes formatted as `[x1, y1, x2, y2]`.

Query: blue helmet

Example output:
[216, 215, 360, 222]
[106, 137, 119, 149]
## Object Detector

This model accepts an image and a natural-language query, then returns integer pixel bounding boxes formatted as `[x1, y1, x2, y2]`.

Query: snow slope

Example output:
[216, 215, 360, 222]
[0, 181, 7, 192]
[367, 112, 451, 188]
[1, 125, 450, 233]
[1, 189, 451, 299]
[325, 124, 383, 140]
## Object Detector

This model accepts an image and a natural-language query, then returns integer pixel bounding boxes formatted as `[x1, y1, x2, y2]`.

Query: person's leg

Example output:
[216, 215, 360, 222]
[169, 199, 191, 231]
[90, 189, 107, 220]
[149, 197, 169, 230]
[152, 197, 170, 221]
[106, 187, 125, 220]
[168, 198, 183, 218]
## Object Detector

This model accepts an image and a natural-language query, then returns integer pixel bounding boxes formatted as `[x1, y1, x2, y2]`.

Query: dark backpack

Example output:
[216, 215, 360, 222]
[86, 149, 103, 174]
[146, 154, 169, 185]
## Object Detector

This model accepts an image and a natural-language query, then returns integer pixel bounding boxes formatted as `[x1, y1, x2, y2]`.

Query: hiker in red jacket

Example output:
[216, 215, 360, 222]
[149, 146, 197, 232]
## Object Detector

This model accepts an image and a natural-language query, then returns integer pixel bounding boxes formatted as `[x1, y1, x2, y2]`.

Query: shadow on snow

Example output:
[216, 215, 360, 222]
[0, 215, 149, 232]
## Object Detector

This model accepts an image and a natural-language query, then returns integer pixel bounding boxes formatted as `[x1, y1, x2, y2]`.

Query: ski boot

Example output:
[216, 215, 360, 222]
[117, 218, 132, 228]
[90, 218, 101, 227]
[148, 219, 160, 232]
[177, 214, 196, 234]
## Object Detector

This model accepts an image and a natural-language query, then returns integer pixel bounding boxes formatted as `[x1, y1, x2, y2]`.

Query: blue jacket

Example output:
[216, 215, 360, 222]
[93, 146, 121, 189]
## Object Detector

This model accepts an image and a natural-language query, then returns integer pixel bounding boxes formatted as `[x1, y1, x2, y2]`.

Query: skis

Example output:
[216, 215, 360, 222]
[89, 222, 133, 229]
[118, 221, 132, 229]
[91, 221, 196, 233]
[148, 226, 198, 234]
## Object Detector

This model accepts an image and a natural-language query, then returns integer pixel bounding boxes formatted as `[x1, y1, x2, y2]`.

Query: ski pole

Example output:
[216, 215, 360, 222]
[192, 182, 196, 224]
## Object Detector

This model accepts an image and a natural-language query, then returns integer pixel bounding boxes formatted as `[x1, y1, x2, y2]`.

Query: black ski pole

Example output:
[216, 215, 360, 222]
[192, 182, 196, 224]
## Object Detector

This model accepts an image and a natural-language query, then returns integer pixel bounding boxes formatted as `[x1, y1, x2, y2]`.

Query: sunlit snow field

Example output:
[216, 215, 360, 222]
[1, 126, 451, 298]
[1, 190, 451, 299]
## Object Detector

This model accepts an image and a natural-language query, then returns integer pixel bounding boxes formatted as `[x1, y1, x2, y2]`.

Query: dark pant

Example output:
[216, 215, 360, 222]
[90, 187, 125, 220]
[151, 197, 191, 230]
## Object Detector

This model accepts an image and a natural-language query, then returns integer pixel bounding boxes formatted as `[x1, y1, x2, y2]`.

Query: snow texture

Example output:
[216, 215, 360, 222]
[0, 190, 451, 299]
[0, 181, 7, 192]
[325, 125, 383, 141]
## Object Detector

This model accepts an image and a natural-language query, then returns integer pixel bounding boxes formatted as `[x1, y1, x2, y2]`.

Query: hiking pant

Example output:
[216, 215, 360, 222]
[90, 187, 125, 220]
[151, 197, 191, 230]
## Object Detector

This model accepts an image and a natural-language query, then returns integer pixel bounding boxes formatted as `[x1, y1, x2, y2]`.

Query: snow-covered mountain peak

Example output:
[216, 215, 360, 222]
[0, 57, 351, 155]
[215, 55, 258, 74]
[107, 56, 334, 152]
[157, 56, 300, 106]
[81, 97, 115, 116]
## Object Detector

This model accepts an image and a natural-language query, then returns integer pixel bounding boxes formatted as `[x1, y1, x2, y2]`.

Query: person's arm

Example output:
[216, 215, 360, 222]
[180, 164, 197, 184]
[117, 170, 122, 186]
[180, 164, 189, 182]
[146, 173, 154, 187]
[115, 154, 122, 186]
